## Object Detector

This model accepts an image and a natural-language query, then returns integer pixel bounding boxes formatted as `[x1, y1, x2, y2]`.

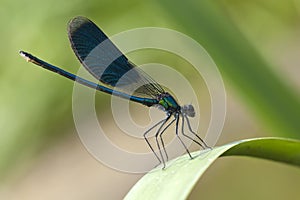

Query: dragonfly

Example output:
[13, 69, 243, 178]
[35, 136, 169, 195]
[20, 16, 209, 168]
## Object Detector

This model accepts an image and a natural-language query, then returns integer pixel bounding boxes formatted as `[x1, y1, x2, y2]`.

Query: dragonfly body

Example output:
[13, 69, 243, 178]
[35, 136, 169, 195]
[20, 16, 209, 168]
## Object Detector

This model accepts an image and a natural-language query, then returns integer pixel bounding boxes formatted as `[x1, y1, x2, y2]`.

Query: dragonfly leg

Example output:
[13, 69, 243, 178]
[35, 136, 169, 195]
[183, 115, 211, 149]
[158, 117, 176, 162]
[175, 114, 192, 159]
[143, 118, 165, 165]
[154, 114, 172, 169]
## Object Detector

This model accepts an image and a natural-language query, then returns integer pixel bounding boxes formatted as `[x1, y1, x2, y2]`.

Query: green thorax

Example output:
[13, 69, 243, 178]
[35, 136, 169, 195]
[158, 92, 180, 113]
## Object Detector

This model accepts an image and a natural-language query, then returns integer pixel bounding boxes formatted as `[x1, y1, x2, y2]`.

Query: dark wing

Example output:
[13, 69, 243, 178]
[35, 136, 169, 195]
[67, 16, 164, 98]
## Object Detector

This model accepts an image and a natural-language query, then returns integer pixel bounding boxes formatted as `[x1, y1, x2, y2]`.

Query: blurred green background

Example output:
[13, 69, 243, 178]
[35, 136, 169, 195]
[1, 0, 300, 199]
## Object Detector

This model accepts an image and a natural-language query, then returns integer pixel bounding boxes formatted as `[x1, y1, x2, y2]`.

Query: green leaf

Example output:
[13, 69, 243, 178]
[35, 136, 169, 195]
[124, 137, 300, 200]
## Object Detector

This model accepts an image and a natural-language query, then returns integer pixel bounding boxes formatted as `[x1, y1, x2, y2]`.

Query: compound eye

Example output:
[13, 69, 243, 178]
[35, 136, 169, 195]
[182, 104, 195, 117]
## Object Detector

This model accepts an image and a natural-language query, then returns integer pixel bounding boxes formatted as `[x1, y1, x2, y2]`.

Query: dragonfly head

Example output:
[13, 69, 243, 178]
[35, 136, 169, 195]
[181, 104, 195, 117]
